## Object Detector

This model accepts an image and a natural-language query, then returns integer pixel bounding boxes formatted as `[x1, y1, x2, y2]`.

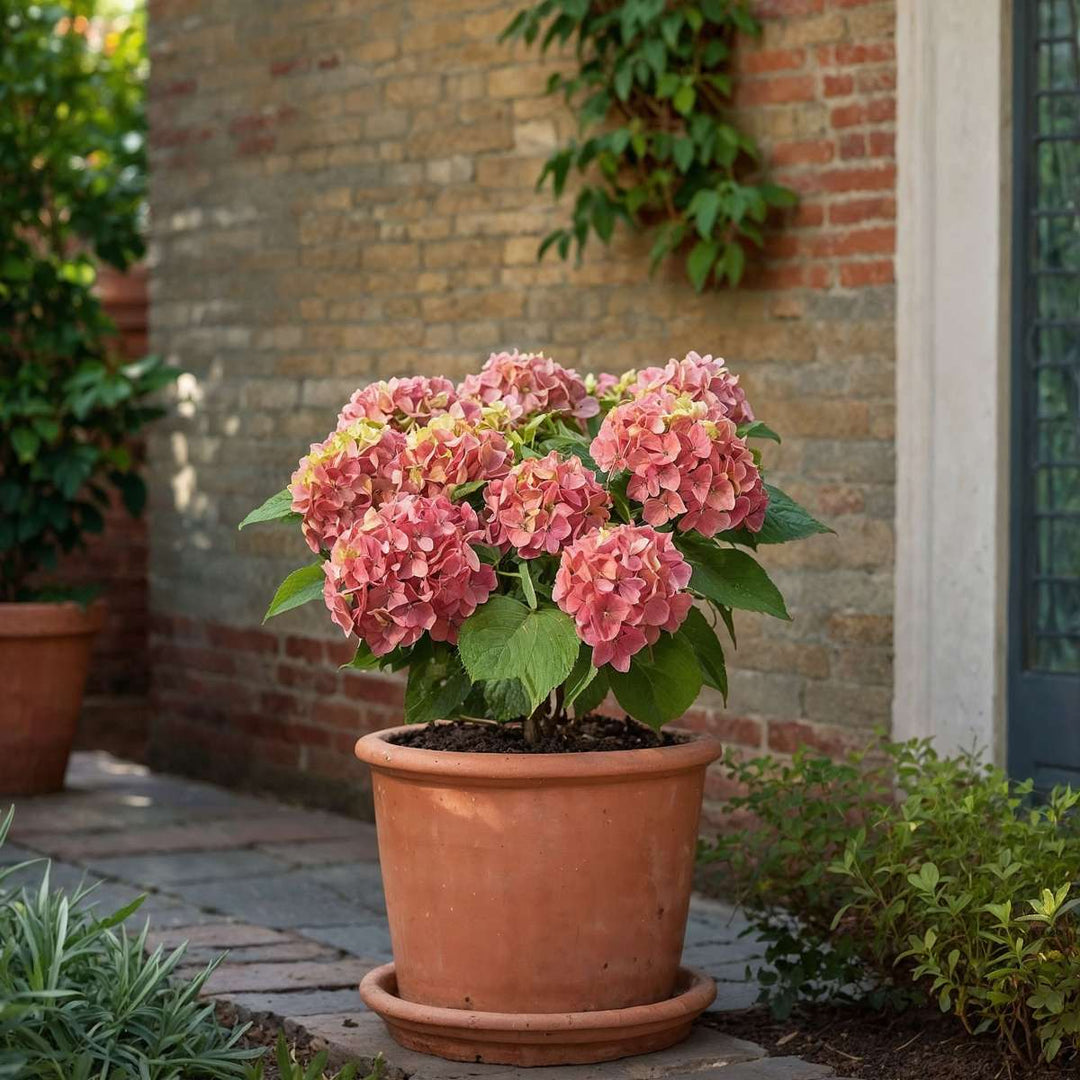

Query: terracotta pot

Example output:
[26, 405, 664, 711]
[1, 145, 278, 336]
[0, 601, 106, 795]
[354, 725, 721, 1064]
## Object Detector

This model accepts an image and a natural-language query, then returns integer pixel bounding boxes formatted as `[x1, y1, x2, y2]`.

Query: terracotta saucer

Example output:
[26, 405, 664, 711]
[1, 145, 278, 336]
[358, 963, 717, 1067]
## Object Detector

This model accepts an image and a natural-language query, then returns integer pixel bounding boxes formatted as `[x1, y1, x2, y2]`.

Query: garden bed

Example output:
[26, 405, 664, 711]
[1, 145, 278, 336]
[704, 1005, 1074, 1080]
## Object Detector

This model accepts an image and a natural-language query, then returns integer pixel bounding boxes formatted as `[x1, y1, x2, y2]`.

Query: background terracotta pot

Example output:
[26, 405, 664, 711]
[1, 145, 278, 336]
[354, 725, 721, 1016]
[0, 601, 106, 795]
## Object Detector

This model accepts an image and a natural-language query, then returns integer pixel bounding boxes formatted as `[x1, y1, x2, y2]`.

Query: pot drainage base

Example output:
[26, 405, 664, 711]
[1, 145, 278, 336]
[358, 962, 716, 1067]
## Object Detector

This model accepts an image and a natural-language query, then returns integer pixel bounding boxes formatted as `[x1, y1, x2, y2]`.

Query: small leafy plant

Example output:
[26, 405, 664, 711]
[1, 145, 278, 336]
[703, 739, 1080, 1066]
[0, 1, 176, 601]
[0, 808, 260, 1078]
[242, 350, 829, 743]
[243, 1033, 385, 1080]
[501, 0, 797, 290]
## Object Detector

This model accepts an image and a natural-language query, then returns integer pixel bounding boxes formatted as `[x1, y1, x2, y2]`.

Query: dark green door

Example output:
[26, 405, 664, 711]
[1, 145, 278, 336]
[1009, 0, 1080, 788]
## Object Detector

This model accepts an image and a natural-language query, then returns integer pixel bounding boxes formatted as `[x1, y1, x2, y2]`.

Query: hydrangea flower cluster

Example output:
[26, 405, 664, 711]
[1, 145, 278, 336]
[289, 420, 405, 553]
[552, 525, 693, 672]
[336, 376, 468, 431]
[484, 452, 611, 559]
[248, 344, 813, 735]
[396, 413, 512, 499]
[631, 352, 754, 424]
[323, 494, 496, 654]
[590, 391, 767, 536]
[459, 350, 599, 423]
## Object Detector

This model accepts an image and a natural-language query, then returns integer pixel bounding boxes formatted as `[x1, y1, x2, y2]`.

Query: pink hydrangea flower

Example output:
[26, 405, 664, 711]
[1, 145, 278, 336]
[631, 352, 755, 424]
[590, 391, 768, 537]
[289, 420, 405, 553]
[336, 376, 473, 432]
[395, 413, 512, 499]
[591, 369, 637, 407]
[593, 372, 621, 397]
[484, 451, 611, 560]
[459, 350, 600, 423]
[323, 494, 496, 654]
[552, 525, 693, 672]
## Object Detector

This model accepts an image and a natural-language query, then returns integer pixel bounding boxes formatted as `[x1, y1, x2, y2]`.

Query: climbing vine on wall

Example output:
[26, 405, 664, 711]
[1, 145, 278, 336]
[502, 0, 797, 291]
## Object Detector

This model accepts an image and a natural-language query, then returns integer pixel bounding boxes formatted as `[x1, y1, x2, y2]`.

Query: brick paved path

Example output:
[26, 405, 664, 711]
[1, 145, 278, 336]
[3, 753, 839, 1080]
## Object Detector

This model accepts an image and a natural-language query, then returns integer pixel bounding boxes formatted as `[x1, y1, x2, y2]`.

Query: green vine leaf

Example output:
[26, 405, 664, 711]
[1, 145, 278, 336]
[505, 0, 796, 290]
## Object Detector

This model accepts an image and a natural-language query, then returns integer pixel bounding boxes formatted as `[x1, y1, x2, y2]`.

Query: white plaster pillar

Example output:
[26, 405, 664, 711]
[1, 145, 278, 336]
[893, 0, 1012, 759]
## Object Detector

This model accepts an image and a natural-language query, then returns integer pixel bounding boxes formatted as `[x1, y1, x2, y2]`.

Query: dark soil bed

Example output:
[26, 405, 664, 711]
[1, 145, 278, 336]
[390, 716, 681, 754]
[703, 1003, 1075, 1080]
[220, 1002, 392, 1079]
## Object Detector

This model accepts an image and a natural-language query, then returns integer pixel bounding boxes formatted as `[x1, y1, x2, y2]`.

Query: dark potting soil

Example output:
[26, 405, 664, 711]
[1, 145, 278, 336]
[703, 1003, 1074, 1080]
[390, 716, 682, 754]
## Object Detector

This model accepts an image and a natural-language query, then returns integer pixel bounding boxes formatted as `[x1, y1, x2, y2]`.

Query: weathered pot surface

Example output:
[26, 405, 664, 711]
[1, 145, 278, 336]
[0, 601, 106, 796]
[354, 723, 721, 1065]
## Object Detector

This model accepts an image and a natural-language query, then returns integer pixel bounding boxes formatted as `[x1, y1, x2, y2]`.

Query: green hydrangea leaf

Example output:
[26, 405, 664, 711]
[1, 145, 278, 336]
[264, 563, 325, 622]
[458, 595, 580, 713]
[608, 631, 701, 730]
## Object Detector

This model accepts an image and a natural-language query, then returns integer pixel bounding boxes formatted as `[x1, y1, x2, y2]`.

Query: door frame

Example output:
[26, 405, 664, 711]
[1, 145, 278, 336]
[1006, 0, 1080, 787]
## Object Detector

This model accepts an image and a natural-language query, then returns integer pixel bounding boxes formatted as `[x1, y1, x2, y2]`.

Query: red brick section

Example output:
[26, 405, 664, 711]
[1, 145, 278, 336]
[733, 0, 897, 291]
[150, 614, 399, 810]
[145, 0, 896, 822]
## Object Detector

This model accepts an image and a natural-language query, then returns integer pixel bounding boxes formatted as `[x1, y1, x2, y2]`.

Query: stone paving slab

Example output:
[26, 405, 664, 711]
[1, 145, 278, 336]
[21, 815, 360, 861]
[4, 857, 105, 894]
[147, 922, 293, 950]
[684, 934, 761, 961]
[119, 894, 233, 928]
[295, 922, 394, 961]
[63, 754, 278, 816]
[708, 982, 765, 1011]
[169, 872, 378, 928]
[183, 941, 339, 966]
[0, 842, 40, 866]
[228, 989, 368, 1018]
[11, 799, 258, 835]
[86, 849, 291, 887]
[257, 834, 380, 866]
[300, 862, 387, 915]
[9, 802, 128, 835]
[302, 1012, 769, 1079]
[199, 958, 375, 996]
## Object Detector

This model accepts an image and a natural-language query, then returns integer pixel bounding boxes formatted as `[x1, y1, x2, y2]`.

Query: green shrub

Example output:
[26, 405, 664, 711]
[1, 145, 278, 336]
[0, 0, 176, 601]
[702, 739, 1080, 1065]
[0, 809, 261, 1078]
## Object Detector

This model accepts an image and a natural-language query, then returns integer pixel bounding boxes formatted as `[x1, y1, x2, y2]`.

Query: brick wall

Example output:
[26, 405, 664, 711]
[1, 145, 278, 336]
[146, 0, 896, 816]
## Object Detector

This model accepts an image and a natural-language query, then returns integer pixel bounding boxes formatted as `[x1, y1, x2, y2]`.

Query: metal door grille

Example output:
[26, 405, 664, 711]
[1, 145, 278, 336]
[1016, 0, 1080, 676]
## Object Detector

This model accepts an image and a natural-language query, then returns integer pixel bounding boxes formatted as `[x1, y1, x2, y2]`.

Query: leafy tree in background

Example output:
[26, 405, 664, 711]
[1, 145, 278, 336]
[0, 0, 176, 601]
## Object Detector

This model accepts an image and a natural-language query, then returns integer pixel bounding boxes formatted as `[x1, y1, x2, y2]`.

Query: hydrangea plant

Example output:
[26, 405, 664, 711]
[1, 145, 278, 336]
[241, 351, 830, 742]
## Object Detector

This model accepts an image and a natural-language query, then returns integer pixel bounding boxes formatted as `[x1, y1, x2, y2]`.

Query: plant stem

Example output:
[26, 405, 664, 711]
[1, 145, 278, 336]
[523, 708, 542, 746]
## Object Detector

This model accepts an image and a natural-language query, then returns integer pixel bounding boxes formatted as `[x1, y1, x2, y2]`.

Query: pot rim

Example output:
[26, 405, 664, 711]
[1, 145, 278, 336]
[0, 599, 106, 638]
[354, 723, 721, 784]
